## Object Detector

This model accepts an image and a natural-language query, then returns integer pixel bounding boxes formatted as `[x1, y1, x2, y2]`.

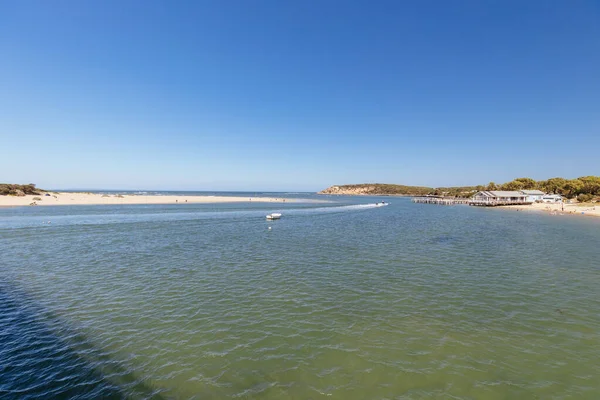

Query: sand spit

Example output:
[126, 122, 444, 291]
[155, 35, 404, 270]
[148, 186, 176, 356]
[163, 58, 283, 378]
[0, 192, 321, 207]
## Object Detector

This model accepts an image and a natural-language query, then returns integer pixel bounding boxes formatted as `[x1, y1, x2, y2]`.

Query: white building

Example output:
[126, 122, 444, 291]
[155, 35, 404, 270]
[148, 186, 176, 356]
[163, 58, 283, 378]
[520, 190, 545, 203]
[542, 194, 564, 203]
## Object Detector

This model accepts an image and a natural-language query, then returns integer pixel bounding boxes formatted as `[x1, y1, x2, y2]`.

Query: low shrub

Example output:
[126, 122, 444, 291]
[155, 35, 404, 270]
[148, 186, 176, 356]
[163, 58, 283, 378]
[577, 193, 594, 203]
[0, 183, 42, 196]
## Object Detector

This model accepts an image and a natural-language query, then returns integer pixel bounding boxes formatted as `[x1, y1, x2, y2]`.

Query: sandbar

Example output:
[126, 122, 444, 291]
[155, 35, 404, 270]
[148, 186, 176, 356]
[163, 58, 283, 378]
[0, 192, 322, 207]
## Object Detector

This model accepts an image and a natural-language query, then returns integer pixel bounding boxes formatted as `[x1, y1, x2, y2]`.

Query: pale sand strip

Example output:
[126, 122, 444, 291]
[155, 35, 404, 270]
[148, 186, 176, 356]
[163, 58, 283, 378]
[500, 202, 600, 218]
[0, 192, 323, 207]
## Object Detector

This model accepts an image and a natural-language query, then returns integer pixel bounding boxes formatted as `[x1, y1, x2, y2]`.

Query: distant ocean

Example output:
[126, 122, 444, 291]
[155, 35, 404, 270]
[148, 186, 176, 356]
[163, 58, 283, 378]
[1, 196, 599, 399]
[56, 190, 318, 198]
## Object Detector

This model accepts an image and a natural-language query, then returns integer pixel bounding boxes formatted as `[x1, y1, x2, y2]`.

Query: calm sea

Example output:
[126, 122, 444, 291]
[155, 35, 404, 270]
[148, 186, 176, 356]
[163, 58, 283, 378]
[1, 195, 599, 399]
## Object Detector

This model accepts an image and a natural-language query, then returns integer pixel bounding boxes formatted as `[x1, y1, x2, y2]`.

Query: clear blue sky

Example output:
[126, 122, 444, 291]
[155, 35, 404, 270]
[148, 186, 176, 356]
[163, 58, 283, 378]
[1, 1, 598, 191]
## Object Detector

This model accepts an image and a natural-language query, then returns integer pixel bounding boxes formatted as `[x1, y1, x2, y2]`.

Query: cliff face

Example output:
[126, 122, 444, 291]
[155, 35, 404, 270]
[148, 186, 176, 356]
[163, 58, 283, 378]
[318, 184, 432, 196]
[319, 185, 381, 195]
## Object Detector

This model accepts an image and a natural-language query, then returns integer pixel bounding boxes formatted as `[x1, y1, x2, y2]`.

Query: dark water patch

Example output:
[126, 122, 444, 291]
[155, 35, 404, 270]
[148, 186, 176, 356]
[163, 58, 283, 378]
[0, 281, 162, 400]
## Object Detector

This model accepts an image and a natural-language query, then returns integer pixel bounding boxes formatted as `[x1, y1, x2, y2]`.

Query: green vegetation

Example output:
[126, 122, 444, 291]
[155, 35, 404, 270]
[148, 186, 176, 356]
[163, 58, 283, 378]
[430, 186, 479, 198]
[492, 176, 600, 199]
[320, 176, 600, 201]
[0, 183, 43, 196]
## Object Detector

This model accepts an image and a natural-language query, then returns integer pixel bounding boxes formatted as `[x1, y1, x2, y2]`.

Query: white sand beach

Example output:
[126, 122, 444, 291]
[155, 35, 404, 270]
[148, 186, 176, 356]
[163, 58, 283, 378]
[0, 192, 319, 207]
[501, 202, 600, 218]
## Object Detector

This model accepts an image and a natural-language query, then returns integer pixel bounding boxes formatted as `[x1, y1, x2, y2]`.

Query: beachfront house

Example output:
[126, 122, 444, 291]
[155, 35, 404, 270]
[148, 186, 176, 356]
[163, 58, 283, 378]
[542, 194, 564, 203]
[470, 191, 530, 206]
[521, 190, 545, 203]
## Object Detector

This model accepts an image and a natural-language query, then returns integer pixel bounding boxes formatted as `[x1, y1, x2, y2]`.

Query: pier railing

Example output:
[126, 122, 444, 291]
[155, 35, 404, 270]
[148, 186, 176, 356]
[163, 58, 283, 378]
[412, 197, 470, 205]
[468, 200, 533, 207]
[413, 197, 533, 207]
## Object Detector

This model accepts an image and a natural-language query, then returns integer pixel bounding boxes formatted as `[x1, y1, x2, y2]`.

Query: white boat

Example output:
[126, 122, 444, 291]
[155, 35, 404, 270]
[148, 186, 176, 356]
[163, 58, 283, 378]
[266, 213, 282, 220]
[375, 202, 389, 207]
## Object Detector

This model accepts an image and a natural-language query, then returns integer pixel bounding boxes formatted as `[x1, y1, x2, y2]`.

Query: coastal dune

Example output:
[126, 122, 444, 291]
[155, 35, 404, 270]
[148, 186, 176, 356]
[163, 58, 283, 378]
[0, 192, 311, 207]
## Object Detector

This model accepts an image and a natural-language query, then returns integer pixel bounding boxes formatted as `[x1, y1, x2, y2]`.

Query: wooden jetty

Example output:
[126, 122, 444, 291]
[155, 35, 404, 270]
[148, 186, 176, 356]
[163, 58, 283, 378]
[412, 197, 470, 205]
[413, 191, 536, 207]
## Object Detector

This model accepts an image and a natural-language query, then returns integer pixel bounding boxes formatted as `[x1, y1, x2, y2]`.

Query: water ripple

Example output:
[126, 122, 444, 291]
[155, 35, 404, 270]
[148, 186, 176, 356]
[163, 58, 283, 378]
[1, 200, 600, 398]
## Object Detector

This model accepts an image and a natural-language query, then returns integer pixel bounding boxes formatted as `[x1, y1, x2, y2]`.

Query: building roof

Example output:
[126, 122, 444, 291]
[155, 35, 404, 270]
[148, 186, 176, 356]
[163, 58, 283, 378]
[489, 191, 527, 197]
[521, 190, 545, 195]
[475, 191, 527, 197]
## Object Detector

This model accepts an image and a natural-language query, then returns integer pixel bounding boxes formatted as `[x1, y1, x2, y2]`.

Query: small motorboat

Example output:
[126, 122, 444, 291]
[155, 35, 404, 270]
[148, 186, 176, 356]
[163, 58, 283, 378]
[375, 202, 389, 207]
[266, 213, 282, 220]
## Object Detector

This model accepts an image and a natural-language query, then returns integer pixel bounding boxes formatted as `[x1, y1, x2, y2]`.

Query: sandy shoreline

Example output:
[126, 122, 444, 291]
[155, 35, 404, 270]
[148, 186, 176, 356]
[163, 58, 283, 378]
[499, 202, 600, 218]
[0, 192, 322, 207]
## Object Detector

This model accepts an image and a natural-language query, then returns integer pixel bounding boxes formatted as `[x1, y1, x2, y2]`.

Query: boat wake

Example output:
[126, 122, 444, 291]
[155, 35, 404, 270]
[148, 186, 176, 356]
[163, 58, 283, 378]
[303, 203, 386, 212]
[277, 203, 388, 217]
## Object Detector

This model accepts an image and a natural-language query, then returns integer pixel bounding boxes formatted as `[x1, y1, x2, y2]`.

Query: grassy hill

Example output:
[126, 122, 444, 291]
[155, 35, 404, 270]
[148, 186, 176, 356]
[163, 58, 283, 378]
[319, 183, 435, 196]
